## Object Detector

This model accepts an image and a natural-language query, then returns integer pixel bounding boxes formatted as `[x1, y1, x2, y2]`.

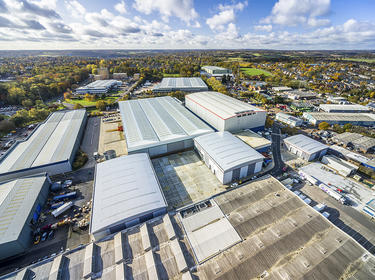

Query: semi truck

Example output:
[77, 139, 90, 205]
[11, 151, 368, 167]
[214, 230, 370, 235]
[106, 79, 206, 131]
[52, 201, 73, 217]
[53, 191, 77, 202]
[318, 183, 348, 205]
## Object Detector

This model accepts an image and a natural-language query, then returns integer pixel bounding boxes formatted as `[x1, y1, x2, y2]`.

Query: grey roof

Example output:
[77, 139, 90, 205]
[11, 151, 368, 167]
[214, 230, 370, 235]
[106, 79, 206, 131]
[202, 65, 229, 71]
[276, 112, 302, 122]
[153, 77, 208, 91]
[90, 154, 167, 235]
[77, 80, 118, 91]
[284, 134, 328, 154]
[118, 96, 213, 152]
[194, 131, 264, 171]
[319, 104, 370, 112]
[186, 91, 264, 119]
[304, 112, 375, 122]
[0, 110, 86, 174]
[0, 174, 48, 245]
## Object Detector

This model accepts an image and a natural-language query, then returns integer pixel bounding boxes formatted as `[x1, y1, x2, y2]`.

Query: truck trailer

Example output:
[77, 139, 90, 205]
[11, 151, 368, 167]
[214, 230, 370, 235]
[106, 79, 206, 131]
[52, 201, 73, 217]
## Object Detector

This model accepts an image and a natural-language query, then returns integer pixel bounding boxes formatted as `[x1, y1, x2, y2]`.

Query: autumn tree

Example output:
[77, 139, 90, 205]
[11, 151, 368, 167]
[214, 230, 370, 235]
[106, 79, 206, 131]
[318, 122, 330, 130]
[96, 100, 107, 111]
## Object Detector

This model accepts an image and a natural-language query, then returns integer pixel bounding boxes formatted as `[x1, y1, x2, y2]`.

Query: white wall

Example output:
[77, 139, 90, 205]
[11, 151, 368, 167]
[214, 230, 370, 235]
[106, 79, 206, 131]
[254, 161, 263, 173]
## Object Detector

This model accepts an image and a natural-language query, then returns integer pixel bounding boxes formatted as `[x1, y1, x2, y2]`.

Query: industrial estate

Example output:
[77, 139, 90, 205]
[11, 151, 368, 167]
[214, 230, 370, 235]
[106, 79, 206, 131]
[0, 49, 375, 280]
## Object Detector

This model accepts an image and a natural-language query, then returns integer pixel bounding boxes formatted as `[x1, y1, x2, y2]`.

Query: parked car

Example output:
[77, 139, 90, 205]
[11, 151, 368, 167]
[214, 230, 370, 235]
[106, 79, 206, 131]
[48, 230, 55, 240]
[322, 212, 330, 219]
[41, 232, 48, 242]
[33, 235, 41, 245]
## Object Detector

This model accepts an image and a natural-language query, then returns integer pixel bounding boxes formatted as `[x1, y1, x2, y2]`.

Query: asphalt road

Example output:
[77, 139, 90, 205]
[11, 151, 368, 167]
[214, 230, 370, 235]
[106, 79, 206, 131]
[270, 122, 284, 176]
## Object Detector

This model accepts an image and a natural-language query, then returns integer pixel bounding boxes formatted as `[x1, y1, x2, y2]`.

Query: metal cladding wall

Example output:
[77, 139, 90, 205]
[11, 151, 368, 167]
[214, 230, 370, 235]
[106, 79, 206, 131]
[127, 139, 193, 158]
[185, 98, 266, 133]
[0, 177, 50, 261]
[68, 112, 87, 165]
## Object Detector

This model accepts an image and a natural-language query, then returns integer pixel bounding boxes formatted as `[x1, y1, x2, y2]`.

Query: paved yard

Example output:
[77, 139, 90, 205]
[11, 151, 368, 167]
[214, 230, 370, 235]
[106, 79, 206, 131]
[152, 150, 227, 209]
[98, 114, 127, 157]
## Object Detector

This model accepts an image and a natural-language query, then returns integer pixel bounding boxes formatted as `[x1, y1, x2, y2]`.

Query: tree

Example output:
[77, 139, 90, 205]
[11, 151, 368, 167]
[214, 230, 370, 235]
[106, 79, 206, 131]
[96, 100, 107, 111]
[343, 123, 353, 131]
[74, 103, 84, 110]
[0, 120, 16, 133]
[64, 91, 72, 100]
[318, 122, 330, 130]
[21, 99, 33, 107]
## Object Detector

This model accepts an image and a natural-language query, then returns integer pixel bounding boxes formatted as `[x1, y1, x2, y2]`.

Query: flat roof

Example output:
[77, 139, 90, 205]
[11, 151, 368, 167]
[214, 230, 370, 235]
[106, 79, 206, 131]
[90, 154, 167, 235]
[0, 174, 48, 245]
[186, 91, 264, 120]
[329, 145, 370, 164]
[284, 134, 328, 154]
[305, 112, 375, 122]
[202, 65, 229, 70]
[118, 96, 213, 152]
[77, 80, 118, 90]
[194, 131, 264, 171]
[153, 77, 208, 91]
[320, 104, 370, 112]
[287, 90, 316, 97]
[234, 129, 271, 150]
[0, 110, 86, 174]
[276, 112, 303, 122]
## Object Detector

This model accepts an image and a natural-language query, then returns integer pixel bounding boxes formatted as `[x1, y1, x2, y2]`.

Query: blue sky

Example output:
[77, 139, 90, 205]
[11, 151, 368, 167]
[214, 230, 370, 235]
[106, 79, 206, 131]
[0, 0, 374, 50]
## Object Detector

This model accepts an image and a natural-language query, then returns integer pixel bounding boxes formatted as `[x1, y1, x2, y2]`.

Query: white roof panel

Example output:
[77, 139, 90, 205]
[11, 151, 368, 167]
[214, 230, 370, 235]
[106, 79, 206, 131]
[194, 131, 264, 171]
[186, 91, 264, 120]
[153, 77, 208, 91]
[90, 154, 167, 234]
[319, 104, 370, 112]
[284, 134, 328, 154]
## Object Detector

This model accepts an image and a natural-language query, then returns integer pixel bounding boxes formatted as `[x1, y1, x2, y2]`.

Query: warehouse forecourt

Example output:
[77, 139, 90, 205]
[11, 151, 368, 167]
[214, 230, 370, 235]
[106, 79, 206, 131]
[186, 91, 266, 132]
[152, 77, 208, 93]
[119, 96, 213, 157]
[0, 109, 87, 182]
[194, 131, 264, 184]
[0, 174, 50, 260]
[90, 154, 167, 240]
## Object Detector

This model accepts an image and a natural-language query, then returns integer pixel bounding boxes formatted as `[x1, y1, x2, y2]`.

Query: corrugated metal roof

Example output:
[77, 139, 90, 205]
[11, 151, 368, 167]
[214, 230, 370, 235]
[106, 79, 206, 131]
[90, 154, 167, 235]
[319, 104, 370, 112]
[0, 174, 48, 245]
[153, 77, 208, 91]
[305, 112, 375, 122]
[284, 134, 328, 154]
[194, 131, 264, 172]
[0, 110, 86, 173]
[119, 96, 213, 152]
[186, 91, 264, 119]
[77, 80, 118, 91]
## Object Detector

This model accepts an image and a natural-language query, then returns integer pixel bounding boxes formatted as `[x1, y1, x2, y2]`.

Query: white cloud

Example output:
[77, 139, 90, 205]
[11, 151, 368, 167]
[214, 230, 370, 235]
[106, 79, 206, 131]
[65, 0, 85, 18]
[114, 1, 126, 14]
[206, 1, 247, 31]
[262, 0, 331, 27]
[133, 0, 198, 25]
[254, 24, 272, 32]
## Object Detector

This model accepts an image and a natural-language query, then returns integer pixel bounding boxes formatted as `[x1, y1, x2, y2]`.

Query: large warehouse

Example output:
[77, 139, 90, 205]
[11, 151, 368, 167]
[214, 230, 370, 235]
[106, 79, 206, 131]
[152, 77, 208, 93]
[194, 132, 264, 184]
[0, 109, 87, 182]
[303, 112, 375, 126]
[284, 134, 328, 161]
[119, 96, 213, 157]
[319, 104, 370, 113]
[275, 112, 303, 127]
[76, 80, 121, 94]
[201, 65, 232, 77]
[186, 91, 266, 132]
[90, 154, 167, 240]
[0, 174, 50, 260]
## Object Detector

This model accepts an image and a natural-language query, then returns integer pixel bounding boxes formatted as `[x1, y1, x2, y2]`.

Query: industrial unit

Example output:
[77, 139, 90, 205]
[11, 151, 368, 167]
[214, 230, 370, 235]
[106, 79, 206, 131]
[303, 112, 375, 126]
[328, 145, 370, 165]
[119, 96, 213, 157]
[332, 132, 375, 153]
[201, 65, 232, 77]
[321, 155, 358, 177]
[152, 77, 208, 93]
[90, 154, 167, 240]
[76, 80, 121, 94]
[286, 90, 316, 100]
[186, 91, 266, 132]
[284, 134, 328, 161]
[194, 132, 264, 184]
[275, 112, 303, 127]
[0, 110, 87, 182]
[0, 174, 50, 260]
[319, 104, 371, 113]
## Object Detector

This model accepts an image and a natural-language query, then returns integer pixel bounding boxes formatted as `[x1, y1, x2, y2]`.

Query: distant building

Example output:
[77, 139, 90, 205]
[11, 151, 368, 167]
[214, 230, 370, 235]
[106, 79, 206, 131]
[290, 101, 315, 112]
[283, 134, 328, 161]
[286, 90, 316, 100]
[153, 77, 208, 93]
[248, 81, 267, 91]
[98, 67, 109, 79]
[186, 91, 266, 132]
[303, 112, 375, 127]
[194, 132, 264, 184]
[112, 73, 128, 80]
[76, 80, 121, 94]
[133, 73, 140, 80]
[319, 104, 371, 113]
[272, 86, 292, 92]
[327, 96, 348, 104]
[0, 174, 50, 260]
[201, 65, 232, 77]
[275, 112, 303, 127]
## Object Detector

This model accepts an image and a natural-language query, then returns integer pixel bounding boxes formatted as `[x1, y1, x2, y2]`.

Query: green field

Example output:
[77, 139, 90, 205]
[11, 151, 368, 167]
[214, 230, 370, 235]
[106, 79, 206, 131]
[341, 58, 375, 63]
[240, 68, 273, 76]
[66, 96, 119, 107]
[163, 73, 180, 77]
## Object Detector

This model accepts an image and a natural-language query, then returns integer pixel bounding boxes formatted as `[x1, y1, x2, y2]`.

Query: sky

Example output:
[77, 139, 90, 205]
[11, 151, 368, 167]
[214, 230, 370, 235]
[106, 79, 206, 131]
[0, 0, 375, 50]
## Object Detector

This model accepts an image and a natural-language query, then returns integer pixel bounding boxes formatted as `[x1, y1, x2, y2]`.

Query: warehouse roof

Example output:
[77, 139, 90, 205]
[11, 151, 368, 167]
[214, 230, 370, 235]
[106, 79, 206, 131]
[276, 112, 302, 122]
[304, 112, 375, 122]
[0, 110, 86, 174]
[332, 132, 360, 144]
[194, 131, 264, 171]
[319, 104, 370, 112]
[119, 96, 213, 152]
[284, 134, 328, 154]
[77, 80, 119, 90]
[0, 174, 49, 245]
[329, 145, 370, 164]
[90, 154, 167, 235]
[153, 77, 208, 91]
[186, 91, 264, 120]
[202, 65, 229, 71]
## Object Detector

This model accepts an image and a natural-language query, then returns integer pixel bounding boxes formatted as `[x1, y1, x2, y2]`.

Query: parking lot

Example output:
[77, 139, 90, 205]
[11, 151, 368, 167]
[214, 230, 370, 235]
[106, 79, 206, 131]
[152, 150, 227, 209]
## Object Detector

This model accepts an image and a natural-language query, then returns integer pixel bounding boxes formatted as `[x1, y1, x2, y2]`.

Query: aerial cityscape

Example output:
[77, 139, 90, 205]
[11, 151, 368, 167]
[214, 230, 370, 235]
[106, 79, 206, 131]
[0, 0, 375, 279]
